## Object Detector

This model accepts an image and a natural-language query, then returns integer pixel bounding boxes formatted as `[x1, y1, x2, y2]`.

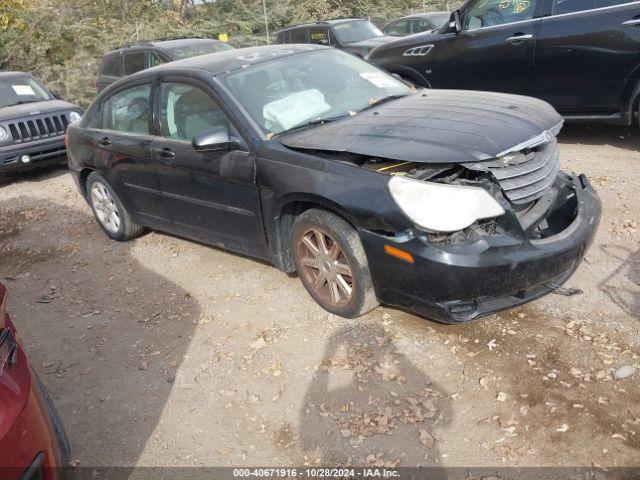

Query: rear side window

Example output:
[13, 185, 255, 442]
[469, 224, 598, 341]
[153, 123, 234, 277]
[101, 55, 123, 77]
[291, 28, 309, 43]
[278, 30, 291, 43]
[386, 20, 410, 36]
[124, 52, 147, 75]
[102, 84, 151, 135]
[554, 0, 630, 14]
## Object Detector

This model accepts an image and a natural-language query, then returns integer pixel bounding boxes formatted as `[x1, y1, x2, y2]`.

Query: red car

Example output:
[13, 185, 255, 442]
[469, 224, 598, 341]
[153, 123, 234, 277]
[0, 282, 69, 479]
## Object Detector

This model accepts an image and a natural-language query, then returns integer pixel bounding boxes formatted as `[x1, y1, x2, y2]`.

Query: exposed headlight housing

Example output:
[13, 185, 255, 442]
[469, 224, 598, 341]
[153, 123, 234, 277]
[68, 111, 82, 124]
[0, 126, 8, 143]
[388, 176, 505, 233]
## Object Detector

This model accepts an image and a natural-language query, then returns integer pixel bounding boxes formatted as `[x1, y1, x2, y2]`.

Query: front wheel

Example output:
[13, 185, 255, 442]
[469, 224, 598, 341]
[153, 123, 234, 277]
[291, 209, 379, 318]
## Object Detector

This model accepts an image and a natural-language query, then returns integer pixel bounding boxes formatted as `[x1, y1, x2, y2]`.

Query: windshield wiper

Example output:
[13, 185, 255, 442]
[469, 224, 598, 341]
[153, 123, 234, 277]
[359, 94, 407, 113]
[275, 113, 354, 137]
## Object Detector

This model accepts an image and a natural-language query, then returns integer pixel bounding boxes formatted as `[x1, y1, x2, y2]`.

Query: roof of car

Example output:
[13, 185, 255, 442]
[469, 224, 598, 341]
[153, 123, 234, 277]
[392, 11, 450, 21]
[144, 44, 326, 77]
[277, 17, 368, 32]
[109, 37, 224, 54]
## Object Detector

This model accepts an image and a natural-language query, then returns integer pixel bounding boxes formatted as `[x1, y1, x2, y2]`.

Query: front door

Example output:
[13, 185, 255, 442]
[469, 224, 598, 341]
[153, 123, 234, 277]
[430, 0, 543, 96]
[151, 80, 268, 258]
[536, 0, 640, 116]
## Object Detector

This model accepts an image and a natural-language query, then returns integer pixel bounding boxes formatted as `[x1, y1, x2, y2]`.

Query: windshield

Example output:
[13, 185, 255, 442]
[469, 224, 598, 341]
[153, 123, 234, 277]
[332, 20, 384, 44]
[167, 41, 234, 60]
[219, 49, 411, 136]
[0, 74, 52, 108]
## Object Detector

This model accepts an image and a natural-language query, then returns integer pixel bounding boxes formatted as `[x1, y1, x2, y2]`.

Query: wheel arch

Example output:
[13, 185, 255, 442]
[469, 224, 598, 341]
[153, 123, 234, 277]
[621, 67, 640, 124]
[272, 194, 359, 273]
[78, 167, 95, 198]
[385, 65, 431, 88]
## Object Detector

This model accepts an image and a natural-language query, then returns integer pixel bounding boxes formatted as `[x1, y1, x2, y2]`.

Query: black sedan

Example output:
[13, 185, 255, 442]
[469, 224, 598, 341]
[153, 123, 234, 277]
[67, 45, 601, 323]
[382, 12, 451, 37]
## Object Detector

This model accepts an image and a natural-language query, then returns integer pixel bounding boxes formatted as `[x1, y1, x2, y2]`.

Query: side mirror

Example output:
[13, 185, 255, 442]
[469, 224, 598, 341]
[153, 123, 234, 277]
[192, 127, 233, 152]
[450, 10, 462, 33]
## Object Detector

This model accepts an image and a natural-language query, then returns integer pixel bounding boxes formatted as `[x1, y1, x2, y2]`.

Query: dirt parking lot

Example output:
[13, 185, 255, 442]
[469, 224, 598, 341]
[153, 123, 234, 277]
[0, 124, 639, 470]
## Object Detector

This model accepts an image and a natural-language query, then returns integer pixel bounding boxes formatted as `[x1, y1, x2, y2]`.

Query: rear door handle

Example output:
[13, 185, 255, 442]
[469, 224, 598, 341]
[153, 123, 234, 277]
[505, 34, 533, 44]
[153, 147, 176, 165]
[623, 19, 640, 27]
[96, 137, 111, 149]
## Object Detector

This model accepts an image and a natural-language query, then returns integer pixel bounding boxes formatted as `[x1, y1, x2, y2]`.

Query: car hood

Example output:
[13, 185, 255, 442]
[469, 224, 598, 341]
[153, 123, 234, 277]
[0, 99, 79, 122]
[346, 36, 397, 48]
[280, 90, 563, 164]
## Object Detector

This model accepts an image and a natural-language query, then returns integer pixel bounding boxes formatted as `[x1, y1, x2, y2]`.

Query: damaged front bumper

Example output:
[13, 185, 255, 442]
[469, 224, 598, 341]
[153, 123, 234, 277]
[359, 172, 601, 324]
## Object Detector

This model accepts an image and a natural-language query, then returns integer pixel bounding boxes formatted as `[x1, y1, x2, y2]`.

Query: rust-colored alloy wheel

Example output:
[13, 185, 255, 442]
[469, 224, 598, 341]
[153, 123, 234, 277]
[291, 209, 378, 318]
[296, 227, 355, 307]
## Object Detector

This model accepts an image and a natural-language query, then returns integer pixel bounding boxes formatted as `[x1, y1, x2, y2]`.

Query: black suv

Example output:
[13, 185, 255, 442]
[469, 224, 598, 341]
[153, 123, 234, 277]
[67, 45, 600, 323]
[0, 72, 83, 174]
[96, 38, 234, 92]
[368, 0, 640, 126]
[276, 18, 396, 58]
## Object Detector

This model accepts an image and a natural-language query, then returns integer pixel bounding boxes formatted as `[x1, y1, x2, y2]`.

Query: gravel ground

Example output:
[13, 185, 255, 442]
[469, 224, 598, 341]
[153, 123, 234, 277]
[0, 124, 638, 470]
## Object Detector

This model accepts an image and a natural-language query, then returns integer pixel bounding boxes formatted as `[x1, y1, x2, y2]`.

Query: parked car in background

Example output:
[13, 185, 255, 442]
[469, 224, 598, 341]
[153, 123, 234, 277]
[96, 37, 234, 92]
[275, 18, 396, 58]
[368, 0, 640, 126]
[0, 282, 70, 479]
[68, 45, 600, 324]
[382, 12, 451, 36]
[0, 72, 82, 175]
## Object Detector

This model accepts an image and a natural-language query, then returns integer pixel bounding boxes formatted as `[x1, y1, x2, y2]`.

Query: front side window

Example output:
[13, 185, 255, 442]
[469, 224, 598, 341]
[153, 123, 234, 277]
[464, 0, 539, 30]
[386, 20, 410, 36]
[410, 19, 430, 33]
[0, 74, 52, 108]
[102, 84, 151, 134]
[159, 83, 229, 141]
[332, 20, 384, 44]
[150, 52, 167, 68]
[220, 49, 410, 136]
[124, 52, 147, 75]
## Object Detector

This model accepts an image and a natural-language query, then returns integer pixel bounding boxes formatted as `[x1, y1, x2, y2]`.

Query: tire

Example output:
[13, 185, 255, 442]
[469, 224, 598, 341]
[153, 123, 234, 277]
[291, 208, 379, 318]
[34, 372, 70, 467]
[86, 172, 143, 241]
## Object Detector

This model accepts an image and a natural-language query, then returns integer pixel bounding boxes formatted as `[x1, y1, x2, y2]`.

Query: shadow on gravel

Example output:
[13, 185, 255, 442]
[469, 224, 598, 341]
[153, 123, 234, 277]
[557, 124, 638, 152]
[598, 245, 640, 320]
[0, 197, 200, 468]
[0, 162, 68, 187]
[299, 324, 451, 470]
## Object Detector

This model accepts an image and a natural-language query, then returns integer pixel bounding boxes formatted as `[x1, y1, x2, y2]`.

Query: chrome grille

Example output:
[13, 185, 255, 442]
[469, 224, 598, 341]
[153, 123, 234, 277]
[6, 113, 69, 144]
[469, 137, 561, 205]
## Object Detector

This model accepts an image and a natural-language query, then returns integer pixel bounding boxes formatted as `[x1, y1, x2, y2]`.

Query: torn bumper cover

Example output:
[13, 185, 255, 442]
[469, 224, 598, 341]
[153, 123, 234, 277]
[359, 172, 601, 324]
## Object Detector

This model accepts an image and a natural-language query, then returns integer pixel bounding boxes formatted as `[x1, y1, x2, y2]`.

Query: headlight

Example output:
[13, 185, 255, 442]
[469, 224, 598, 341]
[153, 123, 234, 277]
[0, 126, 8, 143]
[388, 176, 505, 233]
[68, 111, 82, 123]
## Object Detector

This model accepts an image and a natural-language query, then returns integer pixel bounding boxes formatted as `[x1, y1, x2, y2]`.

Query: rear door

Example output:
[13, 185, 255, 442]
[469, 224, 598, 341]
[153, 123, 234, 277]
[536, 0, 640, 117]
[92, 81, 169, 227]
[430, 0, 544, 95]
[151, 78, 267, 257]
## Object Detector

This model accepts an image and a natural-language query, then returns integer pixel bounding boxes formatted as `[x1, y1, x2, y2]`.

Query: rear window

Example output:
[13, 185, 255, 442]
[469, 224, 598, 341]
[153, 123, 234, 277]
[101, 55, 123, 77]
[165, 41, 234, 60]
[124, 52, 147, 75]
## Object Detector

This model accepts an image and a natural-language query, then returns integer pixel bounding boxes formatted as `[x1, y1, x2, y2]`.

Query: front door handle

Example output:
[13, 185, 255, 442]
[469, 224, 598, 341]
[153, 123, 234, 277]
[623, 19, 640, 27]
[505, 34, 533, 44]
[96, 137, 111, 149]
[153, 147, 176, 165]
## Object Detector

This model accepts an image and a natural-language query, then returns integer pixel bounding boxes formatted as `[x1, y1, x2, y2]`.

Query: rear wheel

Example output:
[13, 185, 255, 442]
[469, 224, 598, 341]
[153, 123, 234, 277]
[86, 172, 143, 241]
[291, 209, 378, 318]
